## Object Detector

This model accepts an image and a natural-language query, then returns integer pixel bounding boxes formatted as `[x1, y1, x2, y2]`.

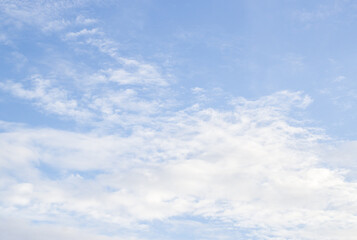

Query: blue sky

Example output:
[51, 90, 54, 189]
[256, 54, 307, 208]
[1, 1, 357, 239]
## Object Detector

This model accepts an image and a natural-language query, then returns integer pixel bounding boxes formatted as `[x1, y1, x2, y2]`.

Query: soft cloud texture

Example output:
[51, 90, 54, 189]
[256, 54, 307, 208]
[1, 1, 357, 239]
[1, 91, 357, 239]
[0, 76, 91, 121]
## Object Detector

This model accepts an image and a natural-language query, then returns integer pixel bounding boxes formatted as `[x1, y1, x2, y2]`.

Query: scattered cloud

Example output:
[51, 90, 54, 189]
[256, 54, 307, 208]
[0, 76, 92, 121]
[0, 67, 169, 125]
[0, 0, 99, 32]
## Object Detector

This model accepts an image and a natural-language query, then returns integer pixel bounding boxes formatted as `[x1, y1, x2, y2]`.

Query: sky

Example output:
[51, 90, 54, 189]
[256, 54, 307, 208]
[1, 0, 357, 239]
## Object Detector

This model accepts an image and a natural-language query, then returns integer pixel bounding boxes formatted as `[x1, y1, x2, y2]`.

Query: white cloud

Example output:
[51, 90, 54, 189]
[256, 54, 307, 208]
[0, 68, 168, 126]
[42, 19, 71, 32]
[1, 1, 357, 239]
[0, 76, 92, 121]
[0, 217, 137, 240]
[75, 15, 97, 25]
[1, 91, 357, 239]
[84, 37, 119, 58]
[103, 64, 168, 86]
[322, 141, 357, 179]
[191, 87, 204, 94]
[0, 0, 92, 27]
[66, 28, 101, 39]
[0, 18, 171, 125]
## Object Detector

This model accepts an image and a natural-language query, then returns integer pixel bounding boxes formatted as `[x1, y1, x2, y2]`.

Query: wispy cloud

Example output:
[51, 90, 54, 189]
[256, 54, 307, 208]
[0, 76, 92, 121]
[65, 28, 101, 39]
[0, 33, 13, 46]
[102, 64, 168, 86]
[0, 69, 169, 126]
[75, 15, 98, 25]
[0, 0, 98, 32]
[294, 1, 343, 22]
